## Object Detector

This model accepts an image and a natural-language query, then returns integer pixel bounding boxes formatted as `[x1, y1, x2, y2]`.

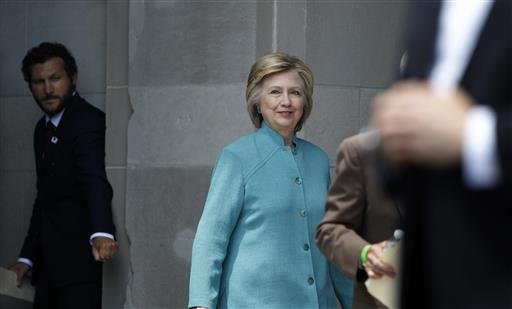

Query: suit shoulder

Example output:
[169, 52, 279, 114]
[34, 116, 45, 131]
[218, 130, 273, 177]
[68, 96, 106, 130]
[212, 134, 253, 179]
[338, 132, 378, 160]
[338, 135, 361, 159]
[222, 131, 258, 158]
[74, 97, 105, 119]
[336, 132, 378, 169]
[336, 136, 362, 170]
[33, 117, 45, 141]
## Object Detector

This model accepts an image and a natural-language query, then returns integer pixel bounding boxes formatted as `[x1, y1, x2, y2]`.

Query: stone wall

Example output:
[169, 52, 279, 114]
[0, 1, 406, 308]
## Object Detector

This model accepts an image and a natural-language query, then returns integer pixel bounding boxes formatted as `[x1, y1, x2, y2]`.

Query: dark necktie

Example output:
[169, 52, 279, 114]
[46, 121, 56, 141]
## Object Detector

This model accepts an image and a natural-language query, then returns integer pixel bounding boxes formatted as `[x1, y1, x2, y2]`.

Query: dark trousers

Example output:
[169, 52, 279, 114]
[33, 281, 102, 309]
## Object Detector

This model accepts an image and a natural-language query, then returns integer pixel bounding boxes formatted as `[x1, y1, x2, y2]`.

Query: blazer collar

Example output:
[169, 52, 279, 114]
[259, 121, 298, 148]
[402, 1, 441, 79]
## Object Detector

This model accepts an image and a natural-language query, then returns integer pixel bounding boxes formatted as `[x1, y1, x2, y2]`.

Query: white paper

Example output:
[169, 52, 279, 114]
[0, 267, 35, 302]
[364, 241, 402, 309]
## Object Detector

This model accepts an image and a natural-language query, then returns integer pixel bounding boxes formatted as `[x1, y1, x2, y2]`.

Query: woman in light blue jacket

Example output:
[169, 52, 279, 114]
[189, 52, 353, 309]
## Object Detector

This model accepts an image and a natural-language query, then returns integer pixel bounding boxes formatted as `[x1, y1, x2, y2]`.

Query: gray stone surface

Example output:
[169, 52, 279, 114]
[0, 171, 37, 268]
[0, 2, 409, 309]
[125, 166, 211, 309]
[103, 168, 129, 309]
[82, 92, 106, 111]
[303, 85, 360, 163]
[128, 1, 256, 86]
[306, 1, 406, 88]
[275, 1, 307, 58]
[104, 3, 130, 306]
[0, 1, 27, 97]
[107, 0, 129, 87]
[106, 87, 131, 167]
[0, 96, 42, 171]
[0, 295, 32, 309]
[27, 1, 106, 94]
[359, 87, 382, 129]
[127, 84, 254, 167]
[255, 0, 274, 57]
[0, 267, 34, 302]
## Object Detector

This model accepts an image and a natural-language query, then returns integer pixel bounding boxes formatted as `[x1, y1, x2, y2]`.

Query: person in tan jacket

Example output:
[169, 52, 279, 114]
[316, 132, 403, 308]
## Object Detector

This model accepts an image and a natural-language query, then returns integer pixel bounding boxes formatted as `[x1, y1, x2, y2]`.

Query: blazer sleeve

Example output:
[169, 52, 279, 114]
[188, 149, 245, 309]
[316, 136, 368, 280]
[73, 112, 115, 235]
[329, 262, 354, 309]
[19, 198, 42, 262]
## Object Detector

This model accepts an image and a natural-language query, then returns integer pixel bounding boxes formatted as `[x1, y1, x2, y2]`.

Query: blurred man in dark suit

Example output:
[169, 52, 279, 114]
[373, 1, 512, 308]
[9, 42, 118, 309]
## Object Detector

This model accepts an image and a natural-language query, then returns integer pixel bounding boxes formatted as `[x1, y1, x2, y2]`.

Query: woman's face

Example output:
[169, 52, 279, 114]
[259, 70, 305, 136]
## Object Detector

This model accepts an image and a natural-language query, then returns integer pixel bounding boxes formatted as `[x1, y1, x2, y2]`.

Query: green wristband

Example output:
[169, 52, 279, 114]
[360, 244, 371, 267]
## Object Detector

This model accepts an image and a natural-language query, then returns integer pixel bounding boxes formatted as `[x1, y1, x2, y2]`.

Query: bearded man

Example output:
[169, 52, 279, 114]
[9, 42, 118, 309]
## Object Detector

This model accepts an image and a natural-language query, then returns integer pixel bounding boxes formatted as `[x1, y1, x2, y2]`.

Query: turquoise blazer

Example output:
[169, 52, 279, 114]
[189, 122, 353, 309]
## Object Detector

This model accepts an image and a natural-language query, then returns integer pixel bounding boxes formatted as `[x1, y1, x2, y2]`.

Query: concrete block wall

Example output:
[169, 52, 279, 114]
[104, 1, 131, 309]
[124, 2, 406, 308]
[125, 2, 257, 308]
[1, 1, 407, 308]
[303, 1, 407, 159]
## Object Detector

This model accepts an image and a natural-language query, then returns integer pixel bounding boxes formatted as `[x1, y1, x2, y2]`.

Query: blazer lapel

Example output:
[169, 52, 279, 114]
[402, 1, 441, 79]
[459, 1, 512, 106]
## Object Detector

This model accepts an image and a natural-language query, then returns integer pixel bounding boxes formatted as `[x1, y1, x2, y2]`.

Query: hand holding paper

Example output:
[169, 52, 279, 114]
[364, 240, 396, 279]
[9, 262, 30, 287]
[365, 239, 402, 309]
[0, 267, 35, 302]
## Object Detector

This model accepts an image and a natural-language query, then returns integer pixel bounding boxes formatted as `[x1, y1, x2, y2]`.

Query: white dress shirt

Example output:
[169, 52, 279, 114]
[428, 0, 500, 188]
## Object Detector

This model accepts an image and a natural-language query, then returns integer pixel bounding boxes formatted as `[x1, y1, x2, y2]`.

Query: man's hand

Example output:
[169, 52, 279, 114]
[92, 236, 119, 262]
[363, 241, 396, 279]
[9, 262, 30, 287]
[372, 81, 473, 168]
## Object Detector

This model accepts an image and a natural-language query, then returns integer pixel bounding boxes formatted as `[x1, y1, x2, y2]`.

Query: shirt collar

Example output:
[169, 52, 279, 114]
[45, 108, 65, 128]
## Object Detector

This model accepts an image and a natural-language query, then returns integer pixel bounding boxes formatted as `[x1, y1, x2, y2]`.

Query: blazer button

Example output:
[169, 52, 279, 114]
[303, 244, 310, 251]
[308, 277, 315, 285]
[295, 177, 302, 185]
[299, 209, 306, 217]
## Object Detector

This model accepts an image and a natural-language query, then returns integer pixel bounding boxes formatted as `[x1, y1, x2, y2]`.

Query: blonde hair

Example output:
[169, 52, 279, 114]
[246, 52, 314, 132]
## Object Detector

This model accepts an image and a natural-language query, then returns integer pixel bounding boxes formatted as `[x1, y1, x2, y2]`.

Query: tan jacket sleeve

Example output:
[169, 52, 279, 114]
[316, 135, 368, 280]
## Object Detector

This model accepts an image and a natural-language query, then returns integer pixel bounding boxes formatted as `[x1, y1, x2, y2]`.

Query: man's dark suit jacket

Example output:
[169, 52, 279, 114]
[20, 93, 115, 287]
[399, 2, 512, 308]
